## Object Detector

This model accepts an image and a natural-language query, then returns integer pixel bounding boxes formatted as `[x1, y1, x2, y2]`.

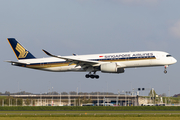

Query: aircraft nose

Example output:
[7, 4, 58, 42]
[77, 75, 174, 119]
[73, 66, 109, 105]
[172, 57, 177, 64]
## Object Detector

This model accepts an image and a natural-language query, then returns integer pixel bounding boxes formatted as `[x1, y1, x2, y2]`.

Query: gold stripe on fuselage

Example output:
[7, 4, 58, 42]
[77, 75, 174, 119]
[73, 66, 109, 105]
[26, 62, 76, 69]
[26, 57, 156, 69]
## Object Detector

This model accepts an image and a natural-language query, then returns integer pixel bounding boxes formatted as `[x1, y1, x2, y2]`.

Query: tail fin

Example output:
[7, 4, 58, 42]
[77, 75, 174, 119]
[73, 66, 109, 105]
[7, 38, 36, 60]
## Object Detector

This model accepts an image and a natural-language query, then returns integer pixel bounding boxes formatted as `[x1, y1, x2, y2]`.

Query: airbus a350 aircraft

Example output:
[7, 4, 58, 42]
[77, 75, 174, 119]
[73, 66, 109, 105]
[6, 38, 177, 79]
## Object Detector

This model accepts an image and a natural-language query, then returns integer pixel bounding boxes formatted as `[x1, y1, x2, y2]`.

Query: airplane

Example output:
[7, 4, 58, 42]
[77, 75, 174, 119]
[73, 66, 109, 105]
[6, 38, 177, 79]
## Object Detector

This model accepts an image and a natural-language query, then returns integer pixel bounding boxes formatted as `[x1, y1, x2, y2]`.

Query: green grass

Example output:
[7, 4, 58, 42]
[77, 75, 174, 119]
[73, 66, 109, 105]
[1, 106, 180, 118]
[0, 111, 180, 117]
[1, 106, 180, 111]
[0, 117, 180, 120]
[0, 111, 180, 120]
[0, 96, 9, 99]
[0, 111, 180, 113]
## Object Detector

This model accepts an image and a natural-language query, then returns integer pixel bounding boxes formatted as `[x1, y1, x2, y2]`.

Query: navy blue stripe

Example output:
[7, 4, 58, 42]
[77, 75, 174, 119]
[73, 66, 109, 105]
[91, 56, 156, 61]
[27, 56, 156, 66]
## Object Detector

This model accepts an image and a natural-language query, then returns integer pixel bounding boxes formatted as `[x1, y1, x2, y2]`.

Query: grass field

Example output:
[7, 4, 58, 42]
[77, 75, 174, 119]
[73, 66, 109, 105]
[1, 106, 180, 119]
[1, 110, 180, 114]
[0, 111, 180, 116]
[0, 111, 180, 119]
[1, 117, 180, 120]
[1, 106, 180, 111]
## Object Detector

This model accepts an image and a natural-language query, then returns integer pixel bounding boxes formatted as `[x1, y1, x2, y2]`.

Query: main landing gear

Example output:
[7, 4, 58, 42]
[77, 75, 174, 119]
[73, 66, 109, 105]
[164, 65, 168, 74]
[85, 72, 99, 79]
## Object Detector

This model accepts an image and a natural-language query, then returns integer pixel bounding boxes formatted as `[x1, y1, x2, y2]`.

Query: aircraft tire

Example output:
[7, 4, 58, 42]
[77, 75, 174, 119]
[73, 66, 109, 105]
[95, 75, 99, 79]
[90, 75, 94, 79]
[164, 70, 167, 74]
[85, 74, 90, 78]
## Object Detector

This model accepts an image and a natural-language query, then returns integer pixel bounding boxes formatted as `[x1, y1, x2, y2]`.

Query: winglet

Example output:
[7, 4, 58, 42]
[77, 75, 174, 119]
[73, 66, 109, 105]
[42, 49, 59, 58]
[42, 49, 53, 56]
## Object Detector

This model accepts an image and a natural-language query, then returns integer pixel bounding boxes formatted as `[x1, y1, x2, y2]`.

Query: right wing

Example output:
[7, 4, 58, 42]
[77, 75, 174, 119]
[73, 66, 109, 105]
[42, 49, 102, 68]
[42, 50, 127, 72]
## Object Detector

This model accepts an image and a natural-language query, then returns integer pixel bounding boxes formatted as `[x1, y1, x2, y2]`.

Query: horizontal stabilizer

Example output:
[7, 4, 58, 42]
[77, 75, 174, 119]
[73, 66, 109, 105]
[5, 61, 26, 66]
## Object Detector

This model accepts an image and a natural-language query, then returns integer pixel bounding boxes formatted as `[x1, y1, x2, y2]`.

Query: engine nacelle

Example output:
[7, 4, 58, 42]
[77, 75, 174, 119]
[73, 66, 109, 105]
[100, 63, 125, 73]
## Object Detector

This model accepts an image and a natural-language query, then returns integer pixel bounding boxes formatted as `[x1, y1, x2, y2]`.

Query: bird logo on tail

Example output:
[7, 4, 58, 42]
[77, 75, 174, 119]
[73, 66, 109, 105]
[15, 43, 29, 59]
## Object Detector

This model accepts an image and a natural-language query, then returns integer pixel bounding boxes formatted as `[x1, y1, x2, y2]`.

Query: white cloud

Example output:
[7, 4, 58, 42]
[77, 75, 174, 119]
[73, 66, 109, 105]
[170, 20, 180, 39]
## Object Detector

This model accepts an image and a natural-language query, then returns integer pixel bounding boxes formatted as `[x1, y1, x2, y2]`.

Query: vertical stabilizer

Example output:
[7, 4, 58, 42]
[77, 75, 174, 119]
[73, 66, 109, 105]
[7, 38, 36, 60]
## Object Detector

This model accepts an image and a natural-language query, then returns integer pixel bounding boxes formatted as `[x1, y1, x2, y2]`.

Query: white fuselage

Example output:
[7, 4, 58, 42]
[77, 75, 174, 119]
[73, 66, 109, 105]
[16, 51, 177, 72]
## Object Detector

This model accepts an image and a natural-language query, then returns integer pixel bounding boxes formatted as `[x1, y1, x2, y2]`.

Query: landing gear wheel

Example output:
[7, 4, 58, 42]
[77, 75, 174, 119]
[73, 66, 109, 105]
[85, 74, 90, 78]
[164, 66, 168, 74]
[85, 73, 99, 79]
[94, 75, 99, 79]
[90, 75, 94, 79]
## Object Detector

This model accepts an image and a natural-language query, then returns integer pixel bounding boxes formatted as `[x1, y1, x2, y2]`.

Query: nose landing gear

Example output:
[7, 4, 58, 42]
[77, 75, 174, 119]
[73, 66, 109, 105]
[164, 65, 168, 74]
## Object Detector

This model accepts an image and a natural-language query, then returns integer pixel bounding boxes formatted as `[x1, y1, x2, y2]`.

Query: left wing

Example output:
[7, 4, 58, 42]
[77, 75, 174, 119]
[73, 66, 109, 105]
[42, 49, 102, 68]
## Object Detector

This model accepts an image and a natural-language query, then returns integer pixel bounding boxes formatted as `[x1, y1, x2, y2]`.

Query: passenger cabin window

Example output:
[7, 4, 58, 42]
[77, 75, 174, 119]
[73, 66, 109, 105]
[166, 55, 172, 57]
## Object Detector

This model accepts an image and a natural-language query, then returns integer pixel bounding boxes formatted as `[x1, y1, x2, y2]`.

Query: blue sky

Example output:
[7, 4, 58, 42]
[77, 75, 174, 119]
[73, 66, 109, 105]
[1, 0, 180, 96]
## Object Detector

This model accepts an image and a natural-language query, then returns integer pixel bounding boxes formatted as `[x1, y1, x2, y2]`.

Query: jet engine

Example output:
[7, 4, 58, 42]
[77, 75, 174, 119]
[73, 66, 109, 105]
[100, 63, 125, 73]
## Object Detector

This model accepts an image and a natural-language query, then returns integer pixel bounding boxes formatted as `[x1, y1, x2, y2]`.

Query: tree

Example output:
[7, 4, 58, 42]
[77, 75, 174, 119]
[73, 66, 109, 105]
[160, 93, 166, 97]
[17, 98, 22, 106]
[25, 99, 30, 106]
[148, 88, 157, 97]
[61, 92, 68, 95]
[5, 91, 10, 95]
[69, 91, 77, 95]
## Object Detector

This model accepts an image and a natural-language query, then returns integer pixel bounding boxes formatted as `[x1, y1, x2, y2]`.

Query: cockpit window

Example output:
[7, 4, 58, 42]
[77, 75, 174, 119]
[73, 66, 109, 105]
[166, 55, 172, 57]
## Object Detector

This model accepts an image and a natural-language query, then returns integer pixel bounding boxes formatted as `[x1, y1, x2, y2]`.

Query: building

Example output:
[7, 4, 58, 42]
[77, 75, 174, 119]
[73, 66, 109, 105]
[10, 94, 139, 106]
